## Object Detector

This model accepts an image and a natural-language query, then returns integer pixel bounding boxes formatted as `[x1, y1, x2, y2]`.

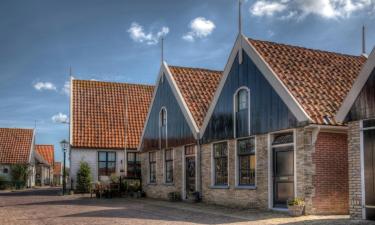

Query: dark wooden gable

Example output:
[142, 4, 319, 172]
[141, 74, 196, 151]
[202, 50, 298, 144]
[346, 67, 375, 121]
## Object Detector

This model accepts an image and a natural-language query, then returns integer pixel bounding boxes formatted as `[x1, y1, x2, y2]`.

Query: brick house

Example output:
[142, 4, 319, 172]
[35, 145, 54, 186]
[0, 128, 38, 187]
[336, 47, 375, 220]
[139, 35, 366, 215]
[69, 79, 153, 186]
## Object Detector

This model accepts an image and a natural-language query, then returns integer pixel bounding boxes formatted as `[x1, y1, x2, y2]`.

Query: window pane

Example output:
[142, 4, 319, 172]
[238, 154, 256, 186]
[98, 152, 106, 161]
[165, 149, 172, 160]
[127, 153, 135, 162]
[98, 162, 107, 176]
[107, 162, 116, 174]
[165, 161, 173, 183]
[149, 152, 156, 162]
[272, 133, 293, 145]
[238, 138, 255, 155]
[238, 89, 248, 111]
[108, 152, 116, 162]
[135, 153, 141, 162]
[185, 145, 195, 155]
[214, 142, 227, 158]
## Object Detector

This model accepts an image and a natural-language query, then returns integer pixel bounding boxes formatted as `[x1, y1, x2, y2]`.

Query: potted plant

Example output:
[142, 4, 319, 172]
[168, 191, 181, 202]
[287, 198, 305, 217]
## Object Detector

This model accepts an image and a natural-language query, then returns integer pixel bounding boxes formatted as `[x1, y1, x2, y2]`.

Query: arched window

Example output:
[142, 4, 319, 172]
[234, 88, 250, 137]
[159, 107, 167, 149]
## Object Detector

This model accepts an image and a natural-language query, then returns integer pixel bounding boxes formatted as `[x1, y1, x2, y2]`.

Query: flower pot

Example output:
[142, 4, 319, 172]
[288, 205, 304, 217]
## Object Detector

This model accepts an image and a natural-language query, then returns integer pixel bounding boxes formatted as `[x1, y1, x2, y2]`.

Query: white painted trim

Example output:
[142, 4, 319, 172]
[201, 35, 242, 136]
[234, 136, 257, 188]
[163, 148, 174, 184]
[360, 120, 366, 219]
[69, 76, 74, 145]
[139, 62, 199, 150]
[164, 63, 200, 137]
[268, 129, 296, 209]
[233, 86, 251, 138]
[200, 35, 311, 137]
[336, 47, 375, 122]
[182, 146, 186, 199]
[159, 107, 168, 149]
[28, 129, 36, 164]
[243, 38, 311, 123]
[210, 141, 229, 187]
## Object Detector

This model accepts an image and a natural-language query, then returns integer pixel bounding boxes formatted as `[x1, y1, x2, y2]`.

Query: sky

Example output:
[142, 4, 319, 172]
[0, 0, 374, 162]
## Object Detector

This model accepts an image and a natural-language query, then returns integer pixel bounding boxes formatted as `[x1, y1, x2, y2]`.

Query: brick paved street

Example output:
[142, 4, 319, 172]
[0, 188, 374, 225]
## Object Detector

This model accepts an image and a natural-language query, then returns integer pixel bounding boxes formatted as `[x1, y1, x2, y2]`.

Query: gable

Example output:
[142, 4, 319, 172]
[202, 50, 298, 143]
[141, 71, 196, 151]
[346, 67, 375, 121]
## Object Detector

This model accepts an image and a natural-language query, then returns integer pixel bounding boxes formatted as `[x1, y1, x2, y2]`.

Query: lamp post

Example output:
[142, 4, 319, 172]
[60, 139, 69, 195]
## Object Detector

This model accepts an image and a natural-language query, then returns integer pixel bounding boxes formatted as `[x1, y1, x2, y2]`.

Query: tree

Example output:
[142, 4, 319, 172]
[10, 164, 30, 189]
[76, 161, 92, 193]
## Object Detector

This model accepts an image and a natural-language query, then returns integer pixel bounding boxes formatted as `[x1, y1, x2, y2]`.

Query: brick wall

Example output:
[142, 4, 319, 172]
[200, 135, 269, 209]
[311, 132, 349, 215]
[141, 147, 183, 199]
[348, 121, 363, 219]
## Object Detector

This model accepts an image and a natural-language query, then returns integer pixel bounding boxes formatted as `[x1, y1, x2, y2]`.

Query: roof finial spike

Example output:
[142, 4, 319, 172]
[161, 37, 164, 64]
[362, 24, 366, 55]
[238, 0, 242, 35]
[69, 66, 73, 79]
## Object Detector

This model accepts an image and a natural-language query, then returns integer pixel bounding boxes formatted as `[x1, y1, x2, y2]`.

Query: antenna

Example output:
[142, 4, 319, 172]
[238, 0, 242, 35]
[161, 37, 164, 64]
[362, 25, 366, 55]
[238, 0, 243, 64]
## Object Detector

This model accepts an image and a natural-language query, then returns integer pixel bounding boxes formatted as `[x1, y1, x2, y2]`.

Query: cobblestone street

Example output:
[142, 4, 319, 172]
[0, 188, 373, 225]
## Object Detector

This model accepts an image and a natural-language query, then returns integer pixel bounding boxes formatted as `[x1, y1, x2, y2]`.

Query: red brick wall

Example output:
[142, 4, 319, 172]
[312, 132, 349, 215]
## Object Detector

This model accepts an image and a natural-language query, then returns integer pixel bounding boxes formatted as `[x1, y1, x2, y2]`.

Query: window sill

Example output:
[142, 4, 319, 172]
[210, 185, 229, 189]
[235, 185, 256, 190]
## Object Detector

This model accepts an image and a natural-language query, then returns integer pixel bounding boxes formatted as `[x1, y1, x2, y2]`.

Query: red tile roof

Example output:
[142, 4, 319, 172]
[248, 38, 367, 125]
[169, 66, 223, 128]
[53, 162, 61, 175]
[35, 145, 54, 166]
[72, 79, 154, 149]
[0, 128, 34, 164]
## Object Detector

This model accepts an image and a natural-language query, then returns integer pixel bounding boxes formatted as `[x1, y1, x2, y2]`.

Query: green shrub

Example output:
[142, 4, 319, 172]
[10, 164, 29, 189]
[287, 198, 305, 206]
[76, 161, 92, 193]
[0, 175, 10, 190]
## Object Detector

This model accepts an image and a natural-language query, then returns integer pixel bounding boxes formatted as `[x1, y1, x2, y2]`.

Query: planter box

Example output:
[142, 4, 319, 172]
[288, 205, 305, 217]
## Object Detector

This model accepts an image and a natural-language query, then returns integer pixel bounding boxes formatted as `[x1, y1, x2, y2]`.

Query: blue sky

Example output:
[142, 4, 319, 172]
[0, 0, 374, 162]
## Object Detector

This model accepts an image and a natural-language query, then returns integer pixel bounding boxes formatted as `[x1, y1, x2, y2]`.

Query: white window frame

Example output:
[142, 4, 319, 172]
[148, 151, 157, 184]
[235, 136, 257, 189]
[159, 107, 168, 149]
[210, 141, 229, 188]
[163, 148, 174, 184]
[233, 86, 251, 138]
[267, 129, 297, 210]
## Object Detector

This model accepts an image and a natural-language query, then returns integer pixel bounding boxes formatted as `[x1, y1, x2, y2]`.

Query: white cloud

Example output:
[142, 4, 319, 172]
[251, 1, 287, 16]
[62, 81, 70, 96]
[250, 0, 375, 20]
[51, 113, 69, 123]
[127, 22, 169, 45]
[182, 17, 216, 42]
[33, 82, 57, 91]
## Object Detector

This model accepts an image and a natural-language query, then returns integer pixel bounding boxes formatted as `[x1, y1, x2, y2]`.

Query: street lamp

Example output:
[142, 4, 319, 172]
[60, 139, 69, 195]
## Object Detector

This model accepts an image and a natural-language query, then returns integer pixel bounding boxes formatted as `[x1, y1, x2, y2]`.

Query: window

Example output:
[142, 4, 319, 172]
[127, 152, 141, 178]
[3, 168, 8, 174]
[98, 152, 116, 176]
[235, 88, 250, 138]
[165, 149, 173, 183]
[237, 89, 248, 111]
[213, 142, 228, 186]
[237, 138, 256, 186]
[160, 108, 167, 149]
[149, 152, 156, 183]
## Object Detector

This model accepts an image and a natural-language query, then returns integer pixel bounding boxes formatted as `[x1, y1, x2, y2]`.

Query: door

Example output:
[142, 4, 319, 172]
[185, 156, 196, 198]
[273, 146, 294, 208]
[364, 129, 375, 220]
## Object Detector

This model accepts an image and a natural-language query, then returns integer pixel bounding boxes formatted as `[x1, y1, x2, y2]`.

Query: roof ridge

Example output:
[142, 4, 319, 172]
[169, 65, 223, 73]
[248, 38, 364, 59]
[73, 79, 154, 87]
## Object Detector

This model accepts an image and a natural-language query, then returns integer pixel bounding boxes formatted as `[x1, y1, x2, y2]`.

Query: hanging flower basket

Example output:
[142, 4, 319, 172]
[287, 198, 305, 217]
